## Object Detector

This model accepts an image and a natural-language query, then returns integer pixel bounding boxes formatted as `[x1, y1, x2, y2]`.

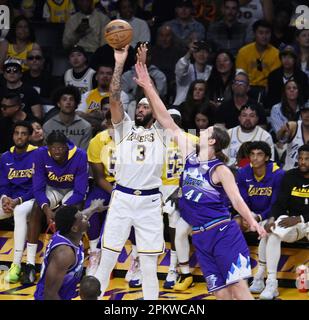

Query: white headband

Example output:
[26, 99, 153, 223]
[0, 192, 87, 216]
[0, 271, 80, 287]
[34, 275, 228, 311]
[138, 97, 150, 105]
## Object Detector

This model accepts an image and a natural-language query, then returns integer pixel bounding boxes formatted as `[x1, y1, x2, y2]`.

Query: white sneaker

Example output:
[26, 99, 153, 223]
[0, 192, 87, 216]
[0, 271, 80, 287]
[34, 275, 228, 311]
[259, 279, 279, 300]
[125, 256, 140, 282]
[86, 249, 101, 276]
[249, 278, 265, 293]
[163, 269, 178, 289]
[129, 269, 142, 288]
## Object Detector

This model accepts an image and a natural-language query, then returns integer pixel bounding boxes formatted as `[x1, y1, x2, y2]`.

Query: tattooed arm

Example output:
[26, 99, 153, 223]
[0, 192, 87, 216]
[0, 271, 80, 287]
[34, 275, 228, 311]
[110, 45, 129, 124]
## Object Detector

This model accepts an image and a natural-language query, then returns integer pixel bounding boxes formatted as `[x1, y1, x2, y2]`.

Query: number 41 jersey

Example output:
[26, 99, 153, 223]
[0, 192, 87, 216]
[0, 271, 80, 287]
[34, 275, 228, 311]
[179, 153, 230, 227]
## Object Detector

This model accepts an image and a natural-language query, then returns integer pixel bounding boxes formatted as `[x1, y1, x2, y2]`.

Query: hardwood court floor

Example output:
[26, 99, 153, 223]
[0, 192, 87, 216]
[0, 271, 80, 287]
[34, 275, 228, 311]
[0, 276, 308, 300]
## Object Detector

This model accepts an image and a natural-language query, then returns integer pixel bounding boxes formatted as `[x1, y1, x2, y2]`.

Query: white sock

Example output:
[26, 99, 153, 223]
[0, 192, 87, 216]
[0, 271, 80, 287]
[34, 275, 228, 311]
[27, 243, 38, 266]
[175, 217, 191, 265]
[139, 255, 159, 300]
[179, 264, 190, 274]
[254, 237, 267, 279]
[94, 249, 119, 297]
[131, 245, 138, 259]
[89, 237, 100, 252]
[13, 201, 31, 265]
[169, 250, 178, 271]
[266, 234, 281, 281]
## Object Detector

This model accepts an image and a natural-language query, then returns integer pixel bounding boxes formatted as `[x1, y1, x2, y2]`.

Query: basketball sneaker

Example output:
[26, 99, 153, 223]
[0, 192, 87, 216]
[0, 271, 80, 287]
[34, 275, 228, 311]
[86, 249, 101, 276]
[163, 269, 178, 289]
[173, 273, 194, 291]
[249, 278, 265, 293]
[125, 256, 140, 282]
[259, 279, 279, 300]
[129, 269, 143, 288]
[4, 263, 21, 283]
[20, 263, 36, 285]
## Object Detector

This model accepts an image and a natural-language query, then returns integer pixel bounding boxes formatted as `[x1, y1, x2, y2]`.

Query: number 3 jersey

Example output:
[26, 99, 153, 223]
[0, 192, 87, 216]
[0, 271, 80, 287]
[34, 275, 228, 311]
[34, 232, 84, 300]
[179, 153, 230, 227]
[113, 113, 167, 189]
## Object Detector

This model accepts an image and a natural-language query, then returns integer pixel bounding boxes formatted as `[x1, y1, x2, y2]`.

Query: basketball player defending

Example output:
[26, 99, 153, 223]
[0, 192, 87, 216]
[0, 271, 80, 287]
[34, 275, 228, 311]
[134, 62, 266, 300]
[94, 45, 167, 300]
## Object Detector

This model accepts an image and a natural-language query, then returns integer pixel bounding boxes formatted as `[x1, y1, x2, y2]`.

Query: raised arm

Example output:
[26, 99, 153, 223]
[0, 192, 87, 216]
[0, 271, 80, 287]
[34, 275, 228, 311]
[109, 46, 129, 124]
[134, 62, 194, 157]
[213, 165, 267, 238]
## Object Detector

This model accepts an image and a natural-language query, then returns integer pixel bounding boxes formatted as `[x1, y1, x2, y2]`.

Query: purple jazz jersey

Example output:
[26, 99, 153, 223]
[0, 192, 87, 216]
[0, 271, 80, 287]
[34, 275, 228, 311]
[85, 185, 111, 241]
[193, 220, 251, 293]
[34, 232, 84, 300]
[179, 153, 230, 226]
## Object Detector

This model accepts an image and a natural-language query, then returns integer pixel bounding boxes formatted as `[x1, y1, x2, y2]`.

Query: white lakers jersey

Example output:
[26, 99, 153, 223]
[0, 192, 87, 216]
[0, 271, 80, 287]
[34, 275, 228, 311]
[284, 121, 305, 171]
[113, 113, 167, 189]
[64, 68, 96, 95]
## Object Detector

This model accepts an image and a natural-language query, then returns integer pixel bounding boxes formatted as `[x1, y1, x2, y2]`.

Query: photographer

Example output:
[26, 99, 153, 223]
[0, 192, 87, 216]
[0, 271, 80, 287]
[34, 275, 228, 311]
[63, 0, 110, 54]
[173, 39, 212, 107]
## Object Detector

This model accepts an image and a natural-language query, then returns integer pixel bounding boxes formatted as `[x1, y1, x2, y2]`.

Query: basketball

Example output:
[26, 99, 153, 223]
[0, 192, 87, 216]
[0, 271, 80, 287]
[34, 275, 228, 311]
[104, 19, 133, 49]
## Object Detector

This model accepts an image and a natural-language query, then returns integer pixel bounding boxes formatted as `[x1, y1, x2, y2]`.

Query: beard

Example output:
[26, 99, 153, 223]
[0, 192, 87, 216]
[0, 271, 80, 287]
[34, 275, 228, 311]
[134, 112, 154, 127]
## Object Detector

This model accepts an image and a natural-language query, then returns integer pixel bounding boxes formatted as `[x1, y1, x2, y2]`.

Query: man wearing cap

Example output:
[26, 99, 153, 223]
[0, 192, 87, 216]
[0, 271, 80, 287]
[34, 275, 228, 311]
[43, 86, 92, 151]
[0, 58, 43, 120]
[266, 44, 309, 109]
[64, 45, 96, 95]
[277, 100, 309, 171]
[164, 0, 205, 46]
[206, 0, 247, 56]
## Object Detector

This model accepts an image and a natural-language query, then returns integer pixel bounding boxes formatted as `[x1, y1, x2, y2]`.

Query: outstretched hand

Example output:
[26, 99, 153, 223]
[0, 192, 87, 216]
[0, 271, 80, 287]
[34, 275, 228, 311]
[136, 42, 148, 64]
[114, 45, 129, 65]
[134, 62, 152, 89]
[89, 199, 109, 213]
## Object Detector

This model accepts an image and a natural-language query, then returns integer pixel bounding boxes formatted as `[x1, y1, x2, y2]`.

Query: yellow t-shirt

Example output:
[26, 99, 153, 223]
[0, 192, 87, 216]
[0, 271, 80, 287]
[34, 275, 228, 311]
[7, 43, 33, 72]
[236, 42, 281, 87]
[87, 130, 116, 183]
[46, 0, 75, 23]
[79, 89, 109, 113]
[161, 133, 199, 186]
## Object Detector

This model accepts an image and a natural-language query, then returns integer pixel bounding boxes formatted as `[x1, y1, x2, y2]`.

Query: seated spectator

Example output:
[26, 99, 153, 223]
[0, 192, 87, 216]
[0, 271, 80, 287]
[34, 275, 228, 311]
[266, 45, 308, 109]
[151, 25, 186, 104]
[238, 0, 273, 43]
[43, 0, 75, 23]
[122, 43, 167, 104]
[269, 80, 303, 137]
[223, 104, 274, 167]
[43, 86, 92, 150]
[24, 131, 88, 285]
[235, 141, 251, 168]
[64, 45, 96, 95]
[215, 70, 267, 129]
[77, 63, 113, 130]
[164, 0, 205, 46]
[296, 29, 309, 80]
[207, 50, 235, 110]
[29, 119, 45, 146]
[178, 79, 211, 132]
[0, 58, 43, 119]
[116, 0, 151, 48]
[0, 121, 37, 284]
[23, 48, 56, 106]
[207, 0, 247, 56]
[249, 144, 309, 300]
[0, 15, 41, 72]
[270, 3, 295, 48]
[236, 141, 284, 231]
[0, 93, 33, 154]
[276, 102, 309, 170]
[236, 20, 281, 105]
[62, 0, 110, 54]
[194, 105, 212, 136]
[173, 40, 212, 106]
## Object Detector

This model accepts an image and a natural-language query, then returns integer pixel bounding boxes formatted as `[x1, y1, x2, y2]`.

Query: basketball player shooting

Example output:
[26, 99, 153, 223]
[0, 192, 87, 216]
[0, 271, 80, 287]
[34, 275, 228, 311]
[94, 44, 168, 300]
